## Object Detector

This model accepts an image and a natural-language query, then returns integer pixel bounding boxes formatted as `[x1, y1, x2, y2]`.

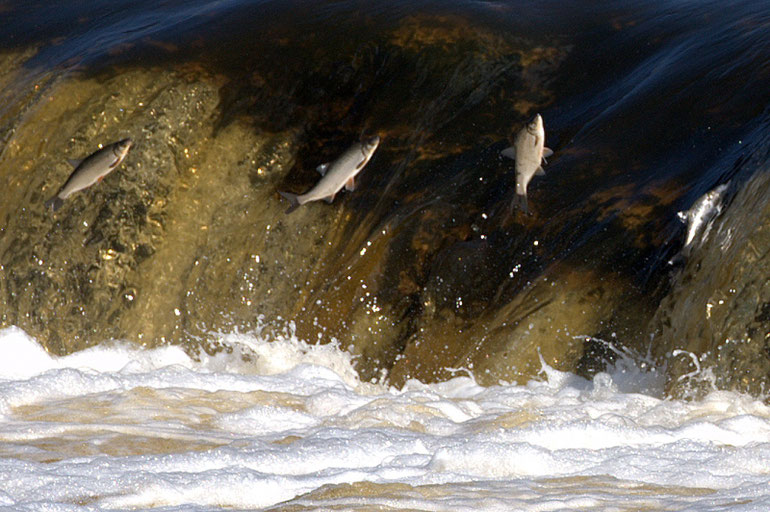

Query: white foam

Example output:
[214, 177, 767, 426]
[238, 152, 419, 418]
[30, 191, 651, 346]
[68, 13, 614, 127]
[0, 326, 769, 511]
[0, 326, 195, 379]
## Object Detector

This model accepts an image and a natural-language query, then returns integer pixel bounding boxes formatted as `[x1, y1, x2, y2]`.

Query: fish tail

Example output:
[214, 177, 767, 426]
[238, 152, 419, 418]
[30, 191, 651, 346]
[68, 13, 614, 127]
[511, 193, 529, 215]
[45, 196, 64, 212]
[278, 191, 301, 214]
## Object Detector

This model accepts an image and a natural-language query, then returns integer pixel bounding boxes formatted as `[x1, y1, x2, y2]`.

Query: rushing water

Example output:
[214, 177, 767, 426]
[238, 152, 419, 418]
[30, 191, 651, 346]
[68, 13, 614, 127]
[2, 0, 770, 509]
[1, 326, 769, 511]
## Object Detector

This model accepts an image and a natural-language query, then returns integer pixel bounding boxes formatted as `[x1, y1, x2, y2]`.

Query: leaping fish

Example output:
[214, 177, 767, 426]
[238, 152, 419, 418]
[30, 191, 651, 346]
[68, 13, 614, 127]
[673, 182, 729, 261]
[279, 136, 380, 214]
[45, 138, 133, 212]
[501, 114, 553, 214]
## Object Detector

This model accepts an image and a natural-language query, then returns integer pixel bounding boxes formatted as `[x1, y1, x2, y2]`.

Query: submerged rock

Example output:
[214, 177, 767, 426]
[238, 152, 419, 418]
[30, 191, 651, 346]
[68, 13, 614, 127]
[0, 62, 301, 352]
[0, 22, 653, 386]
[649, 169, 770, 398]
[389, 263, 632, 386]
[2, 5, 753, 393]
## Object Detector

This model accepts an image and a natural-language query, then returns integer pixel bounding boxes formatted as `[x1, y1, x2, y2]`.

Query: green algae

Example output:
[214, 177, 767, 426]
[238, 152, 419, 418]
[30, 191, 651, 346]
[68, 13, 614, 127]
[0, 11, 731, 392]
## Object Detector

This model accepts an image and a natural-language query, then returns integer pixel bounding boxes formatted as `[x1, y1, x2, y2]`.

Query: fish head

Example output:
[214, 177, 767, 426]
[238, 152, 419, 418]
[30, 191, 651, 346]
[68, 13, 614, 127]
[114, 138, 133, 158]
[526, 114, 545, 140]
[362, 135, 380, 157]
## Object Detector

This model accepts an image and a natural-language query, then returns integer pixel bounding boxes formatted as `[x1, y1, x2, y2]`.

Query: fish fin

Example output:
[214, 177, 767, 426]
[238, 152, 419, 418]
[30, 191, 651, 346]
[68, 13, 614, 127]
[345, 177, 356, 191]
[66, 158, 83, 168]
[324, 194, 336, 204]
[676, 211, 687, 222]
[501, 147, 516, 160]
[278, 191, 301, 214]
[45, 196, 64, 212]
[542, 147, 554, 161]
[511, 193, 529, 215]
[535, 166, 546, 176]
[317, 163, 329, 176]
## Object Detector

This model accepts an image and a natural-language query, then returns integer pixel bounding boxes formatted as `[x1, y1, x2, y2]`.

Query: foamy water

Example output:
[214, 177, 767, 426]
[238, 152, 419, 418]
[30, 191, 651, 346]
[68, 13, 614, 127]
[0, 326, 768, 511]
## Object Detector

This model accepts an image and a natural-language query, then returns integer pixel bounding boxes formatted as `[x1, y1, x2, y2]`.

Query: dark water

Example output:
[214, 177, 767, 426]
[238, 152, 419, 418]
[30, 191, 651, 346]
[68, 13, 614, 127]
[1, 0, 769, 394]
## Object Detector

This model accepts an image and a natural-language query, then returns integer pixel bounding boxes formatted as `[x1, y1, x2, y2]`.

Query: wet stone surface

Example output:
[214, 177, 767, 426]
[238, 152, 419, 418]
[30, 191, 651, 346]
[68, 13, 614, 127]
[0, 4, 769, 392]
[649, 164, 770, 398]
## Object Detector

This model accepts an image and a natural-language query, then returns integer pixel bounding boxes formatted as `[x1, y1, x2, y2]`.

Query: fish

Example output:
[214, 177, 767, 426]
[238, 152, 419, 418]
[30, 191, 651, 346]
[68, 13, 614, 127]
[671, 182, 729, 262]
[279, 135, 380, 214]
[500, 114, 553, 214]
[45, 138, 133, 212]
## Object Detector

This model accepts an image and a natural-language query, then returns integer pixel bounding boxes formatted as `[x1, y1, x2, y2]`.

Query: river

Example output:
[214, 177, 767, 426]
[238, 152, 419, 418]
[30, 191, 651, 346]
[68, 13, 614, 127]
[1, 0, 770, 509]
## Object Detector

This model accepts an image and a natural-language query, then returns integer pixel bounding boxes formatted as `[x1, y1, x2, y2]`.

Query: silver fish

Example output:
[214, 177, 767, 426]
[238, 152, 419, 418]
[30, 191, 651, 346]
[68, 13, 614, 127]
[45, 138, 133, 212]
[279, 136, 380, 214]
[675, 182, 729, 258]
[501, 114, 553, 214]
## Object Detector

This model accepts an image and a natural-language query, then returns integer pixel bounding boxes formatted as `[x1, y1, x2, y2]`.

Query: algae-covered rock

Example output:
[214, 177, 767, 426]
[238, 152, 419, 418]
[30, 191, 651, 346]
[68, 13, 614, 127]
[649, 169, 770, 397]
[0, 61, 306, 353]
[0, 10, 665, 389]
[388, 259, 638, 387]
